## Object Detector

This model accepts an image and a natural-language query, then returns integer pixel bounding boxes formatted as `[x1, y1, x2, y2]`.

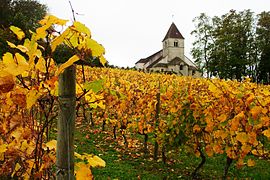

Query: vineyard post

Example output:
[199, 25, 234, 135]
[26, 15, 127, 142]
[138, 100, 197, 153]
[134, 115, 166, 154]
[56, 65, 76, 180]
[154, 83, 161, 160]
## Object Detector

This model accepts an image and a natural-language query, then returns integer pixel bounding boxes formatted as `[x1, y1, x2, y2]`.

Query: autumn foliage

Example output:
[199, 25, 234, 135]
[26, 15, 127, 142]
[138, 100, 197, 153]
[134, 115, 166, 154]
[0, 13, 270, 179]
[0, 15, 106, 179]
[76, 67, 270, 174]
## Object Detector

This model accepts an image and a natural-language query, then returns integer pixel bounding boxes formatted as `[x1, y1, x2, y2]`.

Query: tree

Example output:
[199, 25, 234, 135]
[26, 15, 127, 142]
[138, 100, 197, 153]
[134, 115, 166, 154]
[0, 0, 47, 57]
[257, 11, 270, 84]
[191, 10, 256, 81]
[191, 13, 214, 78]
[213, 10, 255, 80]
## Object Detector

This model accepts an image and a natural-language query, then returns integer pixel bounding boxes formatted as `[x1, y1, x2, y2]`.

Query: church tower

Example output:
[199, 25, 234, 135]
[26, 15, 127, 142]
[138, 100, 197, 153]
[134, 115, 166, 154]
[162, 23, 185, 62]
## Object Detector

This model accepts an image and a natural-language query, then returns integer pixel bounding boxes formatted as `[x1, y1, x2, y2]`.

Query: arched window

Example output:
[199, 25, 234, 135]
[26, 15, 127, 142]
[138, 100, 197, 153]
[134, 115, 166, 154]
[174, 41, 178, 47]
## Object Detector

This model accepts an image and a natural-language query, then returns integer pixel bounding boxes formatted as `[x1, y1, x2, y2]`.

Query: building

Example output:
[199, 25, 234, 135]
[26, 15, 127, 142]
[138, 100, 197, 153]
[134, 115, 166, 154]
[135, 23, 200, 77]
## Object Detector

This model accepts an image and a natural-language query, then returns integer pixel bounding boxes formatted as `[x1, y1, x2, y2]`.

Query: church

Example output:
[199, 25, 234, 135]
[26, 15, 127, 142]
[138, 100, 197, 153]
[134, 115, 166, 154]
[135, 23, 200, 77]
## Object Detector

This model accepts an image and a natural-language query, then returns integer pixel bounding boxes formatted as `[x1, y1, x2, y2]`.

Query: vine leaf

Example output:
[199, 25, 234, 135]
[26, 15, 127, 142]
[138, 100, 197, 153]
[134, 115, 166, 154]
[83, 79, 104, 93]
[45, 140, 57, 150]
[26, 89, 41, 109]
[56, 54, 80, 75]
[247, 159, 255, 167]
[10, 26, 25, 40]
[75, 162, 93, 180]
[72, 21, 91, 37]
[262, 128, 270, 138]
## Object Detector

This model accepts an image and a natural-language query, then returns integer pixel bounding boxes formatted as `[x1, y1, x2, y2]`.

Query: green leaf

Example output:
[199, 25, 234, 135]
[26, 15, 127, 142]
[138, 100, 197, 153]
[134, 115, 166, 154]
[84, 79, 104, 93]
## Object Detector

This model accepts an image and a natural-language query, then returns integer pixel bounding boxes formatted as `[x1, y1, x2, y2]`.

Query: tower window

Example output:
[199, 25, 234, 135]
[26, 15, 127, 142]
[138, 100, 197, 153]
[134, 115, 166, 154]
[174, 41, 178, 47]
[180, 65, 183, 70]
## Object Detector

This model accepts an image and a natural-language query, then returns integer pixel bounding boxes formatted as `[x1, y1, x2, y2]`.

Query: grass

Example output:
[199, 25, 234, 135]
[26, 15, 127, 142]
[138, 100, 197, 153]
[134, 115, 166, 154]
[73, 122, 270, 180]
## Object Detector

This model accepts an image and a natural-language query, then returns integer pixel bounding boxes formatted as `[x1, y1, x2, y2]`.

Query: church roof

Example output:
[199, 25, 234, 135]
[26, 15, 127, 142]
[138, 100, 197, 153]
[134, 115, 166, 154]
[162, 22, 184, 42]
[168, 57, 184, 65]
[146, 55, 163, 68]
[135, 50, 162, 64]
[136, 58, 148, 64]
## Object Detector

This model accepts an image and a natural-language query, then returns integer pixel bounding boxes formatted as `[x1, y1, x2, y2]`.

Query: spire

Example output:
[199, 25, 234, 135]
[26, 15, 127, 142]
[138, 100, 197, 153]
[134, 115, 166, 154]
[162, 22, 184, 41]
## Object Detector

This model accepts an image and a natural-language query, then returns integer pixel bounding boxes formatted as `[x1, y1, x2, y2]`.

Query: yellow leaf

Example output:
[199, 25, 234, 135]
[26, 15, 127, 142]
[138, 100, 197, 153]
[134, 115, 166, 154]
[23, 159, 34, 179]
[10, 26, 25, 40]
[213, 144, 223, 154]
[0, 144, 8, 153]
[75, 152, 83, 159]
[262, 128, 270, 138]
[50, 81, 58, 96]
[75, 162, 93, 180]
[250, 106, 262, 119]
[205, 145, 214, 157]
[208, 83, 218, 93]
[193, 124, 201, 133]
[72, 21, 91, 37]
[39, 15, 68, 26]
[36, 57, 47, 73]
[51, 28, 71, 52]
[2, 52, 29, 76]
[236, 132, 249, 144]
[241, 144, 251, 155]
[86, 39, 105, 57]
[7, 41, 17, 48]
[82, 154, 106, 167]
[20, 140, 29, 152]
[15, 53, 29, 71]
[217, 114, 227, 123]
[45, 140, 57, 150]
[247, 159, 255, 167]
[236, 158, 244, 169]
[97, 101, 105, 109]
[99, 55, 107, 66]
[194, 150, 200, 157]
[214, 130, 228, 140]
[35, 25, 49, 40]
[56, 55, 80, 75]
[26, 89, 41, 109]
[10, 128, 22, 141]
[66, 33, 79, 48]
[11, 163, 21, 177]
[2, 52, 14, 65]
[17, 45, 28, 53]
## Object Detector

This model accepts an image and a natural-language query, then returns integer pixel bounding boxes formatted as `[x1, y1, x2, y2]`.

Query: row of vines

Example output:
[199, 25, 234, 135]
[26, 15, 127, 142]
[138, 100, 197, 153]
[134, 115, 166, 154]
[76, 67, 270, 178]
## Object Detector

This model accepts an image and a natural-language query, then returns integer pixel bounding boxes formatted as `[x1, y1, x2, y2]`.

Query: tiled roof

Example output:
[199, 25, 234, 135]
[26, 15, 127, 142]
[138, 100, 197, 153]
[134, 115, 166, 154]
[135, 50, 162, 64]
[184, 55, 197, 69]
[146, 55, 163, 68]
[136, 58, 148, 64]
[168, 57, 184, 65]
[162, 22, 184, 41]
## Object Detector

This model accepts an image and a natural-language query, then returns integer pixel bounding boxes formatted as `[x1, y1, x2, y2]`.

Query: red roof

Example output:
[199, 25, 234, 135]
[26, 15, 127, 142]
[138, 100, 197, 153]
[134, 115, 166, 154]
[162, 22, 184, 41]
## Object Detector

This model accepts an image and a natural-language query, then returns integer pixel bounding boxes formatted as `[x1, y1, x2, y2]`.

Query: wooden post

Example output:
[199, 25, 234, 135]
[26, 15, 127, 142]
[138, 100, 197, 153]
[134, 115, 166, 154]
[56, 65, 76, 180]
[154, 85, 161, 161]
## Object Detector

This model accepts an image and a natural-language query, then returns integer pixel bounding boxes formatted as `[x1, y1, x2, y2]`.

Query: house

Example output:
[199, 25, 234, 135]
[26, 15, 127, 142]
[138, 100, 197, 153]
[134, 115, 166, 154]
[135, 23, 200, 77]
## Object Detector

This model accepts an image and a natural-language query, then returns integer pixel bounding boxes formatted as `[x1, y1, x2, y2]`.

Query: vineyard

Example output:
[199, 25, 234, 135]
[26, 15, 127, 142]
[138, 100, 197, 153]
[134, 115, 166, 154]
[75, 67, 270, 178]
[0, 14, 270, 179]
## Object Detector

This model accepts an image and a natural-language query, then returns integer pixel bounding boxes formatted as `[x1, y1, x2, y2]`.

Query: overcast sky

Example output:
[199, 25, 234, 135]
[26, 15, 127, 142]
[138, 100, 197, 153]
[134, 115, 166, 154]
[39, 0, 269, 67]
